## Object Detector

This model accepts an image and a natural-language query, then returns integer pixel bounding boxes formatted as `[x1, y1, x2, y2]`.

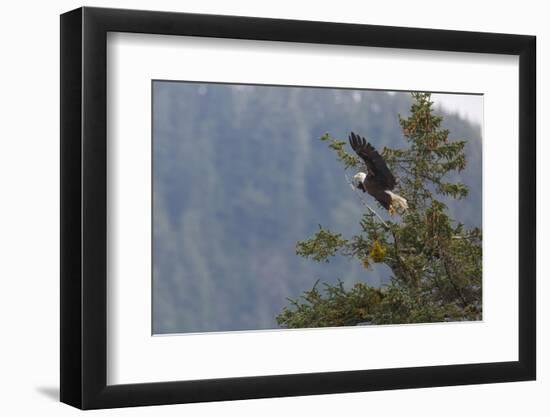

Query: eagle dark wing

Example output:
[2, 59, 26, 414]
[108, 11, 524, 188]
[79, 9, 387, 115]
[349, 132, 396, 190]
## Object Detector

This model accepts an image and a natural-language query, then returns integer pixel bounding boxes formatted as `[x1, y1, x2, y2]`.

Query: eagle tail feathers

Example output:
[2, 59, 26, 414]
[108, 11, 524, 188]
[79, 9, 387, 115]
[384, 191, 408, 214]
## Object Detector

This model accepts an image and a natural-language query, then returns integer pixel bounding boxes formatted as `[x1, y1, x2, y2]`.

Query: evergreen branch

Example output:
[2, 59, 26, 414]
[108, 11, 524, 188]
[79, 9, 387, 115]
[282, 92, 482, 327]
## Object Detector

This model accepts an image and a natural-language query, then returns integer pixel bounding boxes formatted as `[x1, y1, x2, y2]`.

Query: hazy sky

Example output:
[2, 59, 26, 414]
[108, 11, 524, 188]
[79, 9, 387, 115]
[431, 93, 483, 126]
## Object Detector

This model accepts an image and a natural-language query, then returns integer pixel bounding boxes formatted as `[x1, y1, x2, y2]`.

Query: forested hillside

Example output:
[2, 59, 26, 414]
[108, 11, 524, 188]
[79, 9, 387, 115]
[152, 82, 482, 334]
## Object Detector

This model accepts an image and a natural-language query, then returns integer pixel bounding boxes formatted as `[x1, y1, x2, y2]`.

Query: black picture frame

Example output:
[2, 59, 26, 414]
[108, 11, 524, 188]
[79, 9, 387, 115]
[60, 6, 536, 410]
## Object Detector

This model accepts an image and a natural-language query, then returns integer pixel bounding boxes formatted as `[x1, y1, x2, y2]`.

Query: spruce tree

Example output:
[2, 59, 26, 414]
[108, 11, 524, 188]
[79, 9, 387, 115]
[277, 93, 482, 328]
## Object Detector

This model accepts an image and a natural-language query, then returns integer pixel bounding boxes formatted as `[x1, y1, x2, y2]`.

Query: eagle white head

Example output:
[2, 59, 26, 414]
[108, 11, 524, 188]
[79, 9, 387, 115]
[352, 172, 367, 187]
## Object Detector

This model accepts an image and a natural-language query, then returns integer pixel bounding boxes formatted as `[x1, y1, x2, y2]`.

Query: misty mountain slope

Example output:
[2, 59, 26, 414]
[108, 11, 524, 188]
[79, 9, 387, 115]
[152, 82, 482, 334]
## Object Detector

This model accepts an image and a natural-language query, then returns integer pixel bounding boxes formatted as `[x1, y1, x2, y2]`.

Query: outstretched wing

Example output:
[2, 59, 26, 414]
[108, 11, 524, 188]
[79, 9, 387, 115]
[349, 132, 396, 190]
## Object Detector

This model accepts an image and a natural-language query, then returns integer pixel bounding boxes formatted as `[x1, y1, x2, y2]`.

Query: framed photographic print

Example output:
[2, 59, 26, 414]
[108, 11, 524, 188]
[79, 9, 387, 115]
[60, 6, 536, 409]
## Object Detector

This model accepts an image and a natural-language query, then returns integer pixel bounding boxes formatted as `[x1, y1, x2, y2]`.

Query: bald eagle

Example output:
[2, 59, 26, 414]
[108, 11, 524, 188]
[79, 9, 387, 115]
[349, 132, 408, 215]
